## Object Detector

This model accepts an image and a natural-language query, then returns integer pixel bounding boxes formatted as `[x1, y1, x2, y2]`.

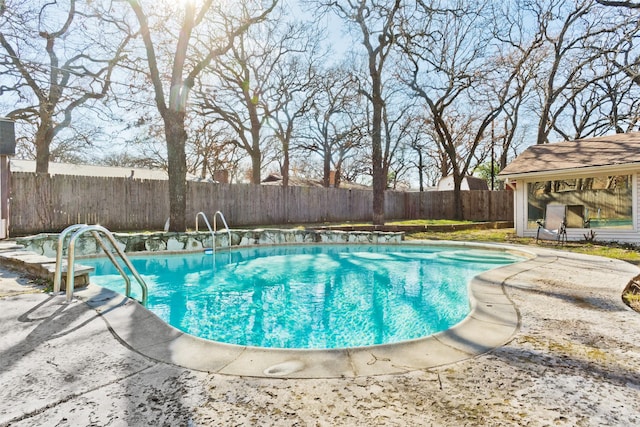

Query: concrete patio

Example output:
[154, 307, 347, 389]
[1, 244, 639, 426]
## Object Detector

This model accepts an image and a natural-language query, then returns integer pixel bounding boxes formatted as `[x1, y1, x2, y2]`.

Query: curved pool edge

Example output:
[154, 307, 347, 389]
[77, 241, 539, 379]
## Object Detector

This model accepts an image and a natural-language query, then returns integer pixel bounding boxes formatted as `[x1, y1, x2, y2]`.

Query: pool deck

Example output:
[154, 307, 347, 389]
[1, 242, 640, 425]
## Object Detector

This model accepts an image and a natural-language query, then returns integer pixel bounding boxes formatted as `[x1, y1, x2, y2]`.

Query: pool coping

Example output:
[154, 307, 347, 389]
[76, 241, 538, 378]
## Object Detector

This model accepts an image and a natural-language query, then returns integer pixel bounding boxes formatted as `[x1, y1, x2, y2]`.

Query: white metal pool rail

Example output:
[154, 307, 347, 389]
[195, 211, 231, 254]
[54, 224, 148, 305]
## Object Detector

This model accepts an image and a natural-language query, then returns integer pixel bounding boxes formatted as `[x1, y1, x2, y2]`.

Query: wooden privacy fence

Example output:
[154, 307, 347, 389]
[8, 172, 513, 235]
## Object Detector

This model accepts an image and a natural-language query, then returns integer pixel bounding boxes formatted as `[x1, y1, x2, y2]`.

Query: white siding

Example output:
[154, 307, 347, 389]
[513, 172, 640, 244]
[514, 181, 526, 236]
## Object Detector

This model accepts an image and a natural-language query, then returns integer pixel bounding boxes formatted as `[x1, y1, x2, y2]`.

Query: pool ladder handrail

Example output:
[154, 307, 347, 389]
[195, 211, 231, 253]
[53, 224, 148, 305]
[53, 223, 87, 295]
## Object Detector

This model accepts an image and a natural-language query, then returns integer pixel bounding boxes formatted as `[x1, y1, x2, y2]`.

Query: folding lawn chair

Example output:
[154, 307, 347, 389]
[536, 204, 567, 244]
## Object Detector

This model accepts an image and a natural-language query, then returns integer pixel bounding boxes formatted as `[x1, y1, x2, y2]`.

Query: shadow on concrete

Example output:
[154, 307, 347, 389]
[0, 287, 197, 425]
[82, 287, 198, 425]
[493, 341, 640, 390]
[1, 294, 101, 374]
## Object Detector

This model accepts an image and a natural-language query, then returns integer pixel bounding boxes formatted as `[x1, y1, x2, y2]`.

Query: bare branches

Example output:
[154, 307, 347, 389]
[3, 0, 640, 196]
[295, 64, 367, 187]
[0, 0, 134, 170]
[125, 0, 278, 228]
[596, 0, 640, 8]
[38, 0, 76, 39]
[527, 0, 640, 143]
[316, 0, 405, 222]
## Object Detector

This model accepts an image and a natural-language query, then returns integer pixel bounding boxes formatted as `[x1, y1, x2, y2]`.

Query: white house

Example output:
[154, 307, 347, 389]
[436, 175, 489, 191]
[498, 132, 640, 244]
[9, 159, 201, 181]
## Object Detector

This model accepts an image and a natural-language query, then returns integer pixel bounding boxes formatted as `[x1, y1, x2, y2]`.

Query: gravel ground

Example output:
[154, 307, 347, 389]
[1, 246, 639, 426]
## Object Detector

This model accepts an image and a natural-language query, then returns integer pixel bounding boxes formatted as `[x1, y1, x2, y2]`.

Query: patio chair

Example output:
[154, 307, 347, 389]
[536, 204, 567, 244]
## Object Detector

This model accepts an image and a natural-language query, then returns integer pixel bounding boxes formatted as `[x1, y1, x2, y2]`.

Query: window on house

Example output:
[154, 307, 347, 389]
[526, 175, 633, 230]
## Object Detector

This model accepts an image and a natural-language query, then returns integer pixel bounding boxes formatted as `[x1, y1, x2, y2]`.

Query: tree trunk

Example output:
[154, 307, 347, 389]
[452, 173, 464, 220]
[372, 145, 385, 225]
[322, 153, 331, 187]
[417, 149, 424, 192]
[165, 111, 188, 231]
[34, 128, 51, 174]
[371, 78, 385, 225]
[250, 152, 261, 184]
[34, 110, 53, 174]
[249, 111, 262, 184]
[281, 141, 289, 187]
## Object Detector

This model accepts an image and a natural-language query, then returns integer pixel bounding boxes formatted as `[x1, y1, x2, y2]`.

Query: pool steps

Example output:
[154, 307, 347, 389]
[0, 240, 93, 289]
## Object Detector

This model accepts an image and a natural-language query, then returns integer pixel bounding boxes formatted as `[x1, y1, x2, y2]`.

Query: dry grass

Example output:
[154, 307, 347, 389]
[404, 227, 640, 267]
[623, 293, 640, 312]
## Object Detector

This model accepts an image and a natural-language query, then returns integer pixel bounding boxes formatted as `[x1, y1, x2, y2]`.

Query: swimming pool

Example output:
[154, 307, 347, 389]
[83, 244, 523, 349]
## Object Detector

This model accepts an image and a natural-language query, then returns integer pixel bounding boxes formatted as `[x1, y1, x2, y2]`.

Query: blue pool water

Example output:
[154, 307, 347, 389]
[83, 244, 522, 349]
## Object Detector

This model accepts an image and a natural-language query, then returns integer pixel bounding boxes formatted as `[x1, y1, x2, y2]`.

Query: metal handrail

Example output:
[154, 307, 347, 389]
[213, 211, 231, 253]
[63, 224, 148, 305]
[53, 224, 87, 293]
[89, 230, 136, 299]
[195, 211, 215, 248]
[195, 211, 231, 253]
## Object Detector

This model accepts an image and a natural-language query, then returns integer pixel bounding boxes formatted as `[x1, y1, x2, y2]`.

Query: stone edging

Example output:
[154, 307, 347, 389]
[15, 229, 405, 258]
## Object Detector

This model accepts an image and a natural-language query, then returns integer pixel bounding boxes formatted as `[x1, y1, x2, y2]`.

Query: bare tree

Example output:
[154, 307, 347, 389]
[380, 103, 432, 191]
[196, 31, 266, 185]
[297, 65, 366, 188]
[0, 0, 133, 172]
[381, 87, 419, 190]
[338, 144, 374, 185]
[316, 0, 403, 224]
[100, 151, 163, 169]
[126, 0, 275, 230]
[196, 9, 312, 185]
[400, 1, 536, 218]
[524, 0, 638, 144]
[403, 116, 436, 192]
[185, 117, 244, 181]
[557, 58, 640, 138]
[264, 27, 325, 187]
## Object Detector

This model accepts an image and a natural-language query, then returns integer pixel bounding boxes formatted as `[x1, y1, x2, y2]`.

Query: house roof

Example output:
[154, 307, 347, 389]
[10, 160, 201, 181]
[465, 177, 489, 190]
[499, 132, 640, 178]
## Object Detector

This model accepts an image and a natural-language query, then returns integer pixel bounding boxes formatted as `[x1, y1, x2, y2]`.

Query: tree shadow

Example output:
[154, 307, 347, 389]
[440, 321, 640, 392]
[1, 293, 102, 374]
[504, 280, 630, 313]
[1, 288, 197, 425]
[492, 341, 640, 390]
[83, 288, 198, 425]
